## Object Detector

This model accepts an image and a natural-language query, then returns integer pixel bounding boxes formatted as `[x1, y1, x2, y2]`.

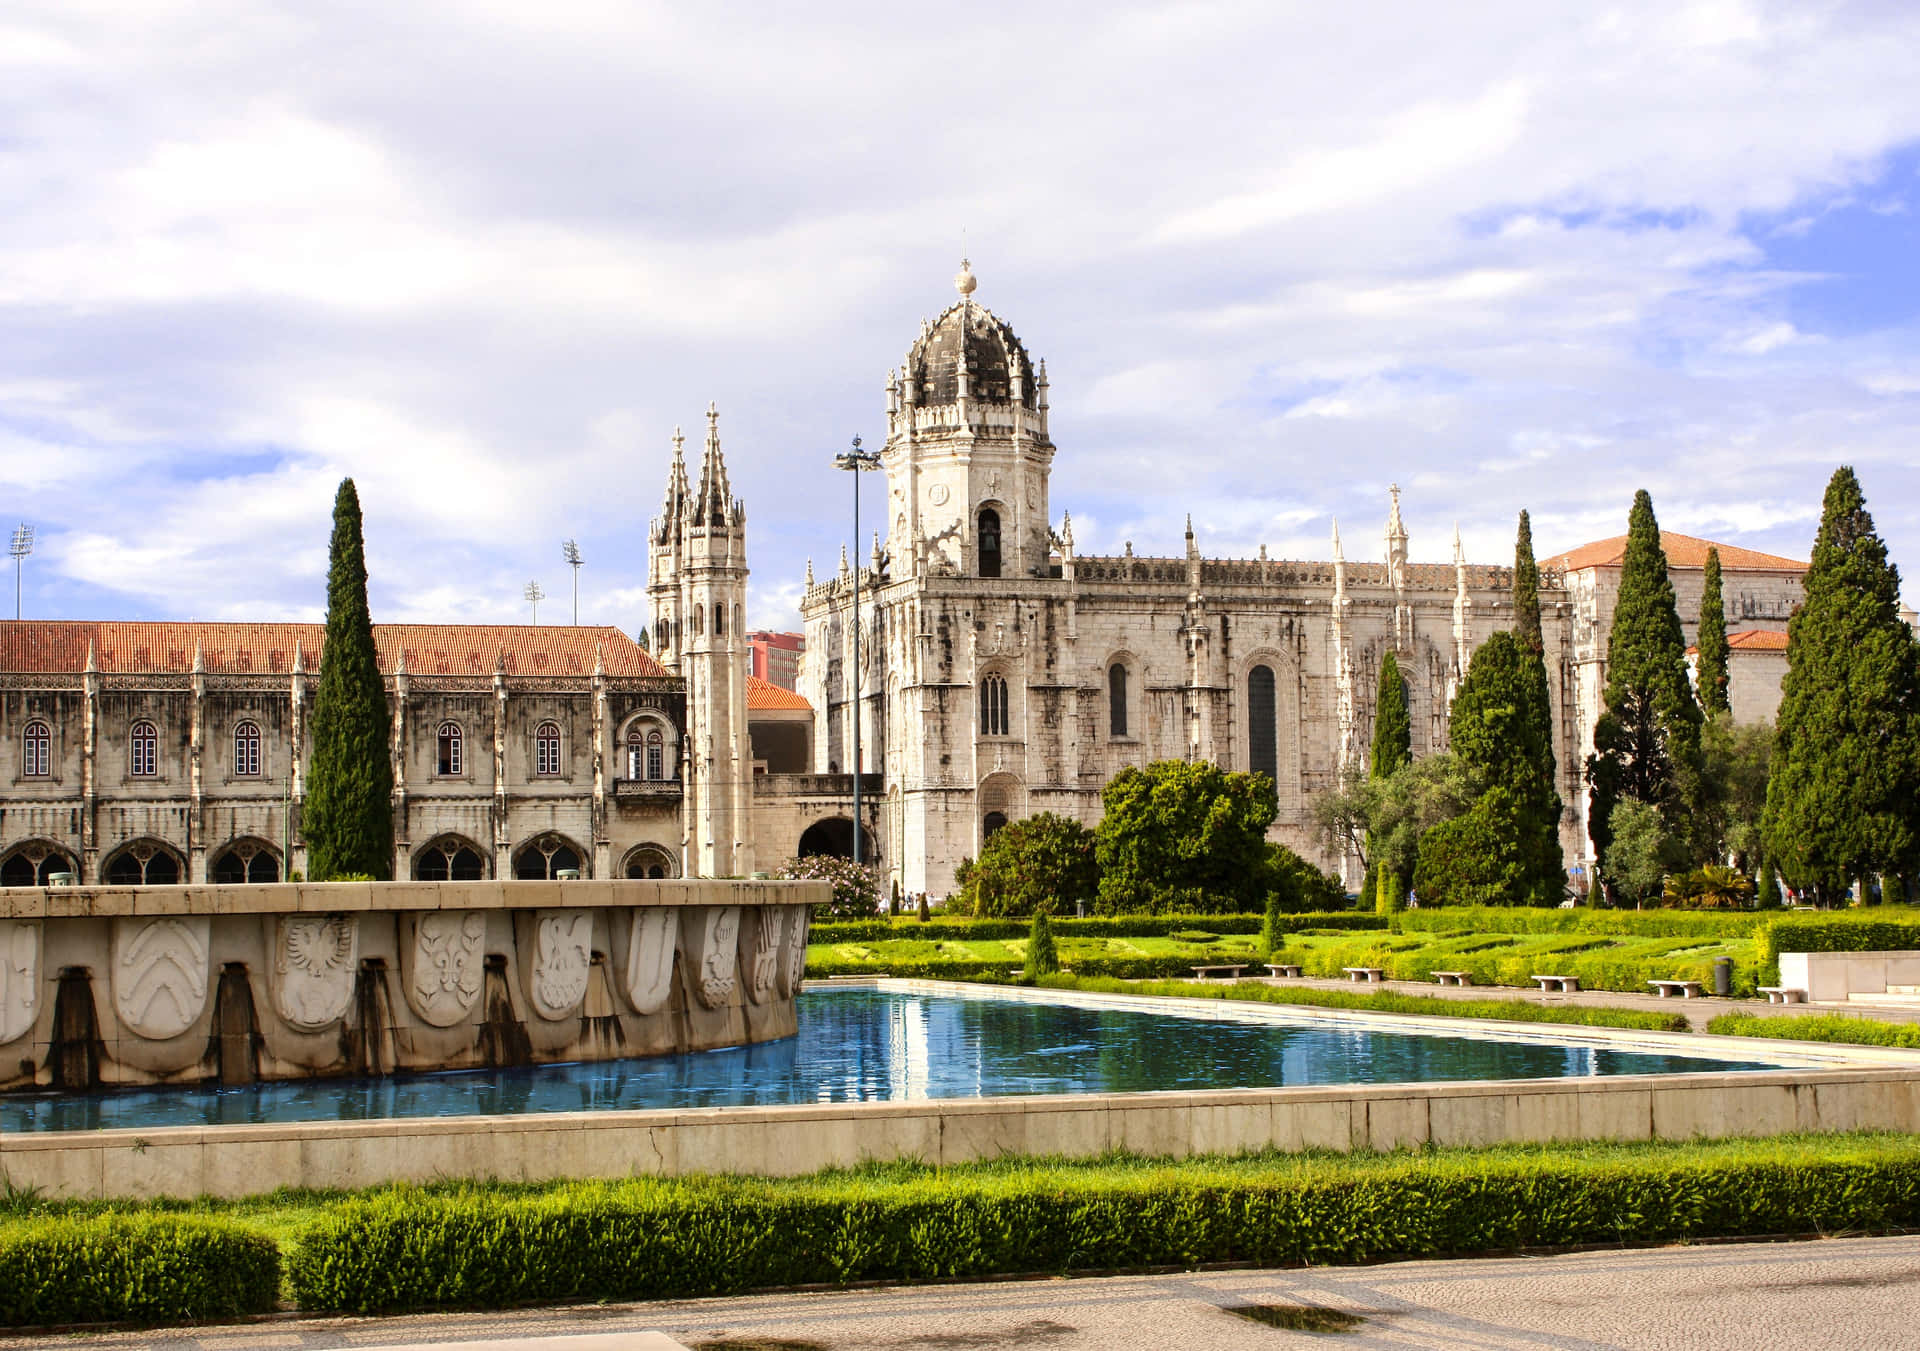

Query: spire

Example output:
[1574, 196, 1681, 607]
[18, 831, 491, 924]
[190, 641, 204, 675]
[1061, 510, 1074, 552]
[290, 644, 304, 675]
[1386, 484, 1407, 548]
[1331, 516, 1343, 560]
[592, 639, 605, 678]
[871, 531, 883, 569]
[658, 425, 690, 540]
[395, 646, 408, 677]
[805, 556, 815, 587]
[84, 639, 98, 674]
[695, 402, 733, 526]
[838, 542, 849, 577]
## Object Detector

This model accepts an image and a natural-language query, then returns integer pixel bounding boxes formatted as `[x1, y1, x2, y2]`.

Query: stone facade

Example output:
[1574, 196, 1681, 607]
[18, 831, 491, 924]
[798, 264, 1812, 899]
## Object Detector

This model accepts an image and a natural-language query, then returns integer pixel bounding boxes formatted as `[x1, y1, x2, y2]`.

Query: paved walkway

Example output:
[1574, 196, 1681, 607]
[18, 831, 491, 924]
[8, 1235, 1914, 1351]
[1247, 973, 1919, 1032]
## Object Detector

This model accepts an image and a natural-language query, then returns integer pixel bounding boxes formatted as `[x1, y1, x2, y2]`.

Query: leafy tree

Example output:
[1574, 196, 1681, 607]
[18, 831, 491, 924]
[305, 479, 394, 881]
[1586, 491, 1702, 888]
[776, 855, 881, 919]
[1695, 717, 1774, 872]
[1603, 798, 1684, 906]
[1267, 841, 1346, 912]
[1025, 910, 1059, 975]
[1697, 546, 1731, 719]
[962, 812, 1098, 917]
[1441, 631, 1563, 905]
[1413, 789, 1541, 906]
[1762, 467, 1920, 900]
[1662, 863, 1753, 909]
[1094, 760, 1278, 913]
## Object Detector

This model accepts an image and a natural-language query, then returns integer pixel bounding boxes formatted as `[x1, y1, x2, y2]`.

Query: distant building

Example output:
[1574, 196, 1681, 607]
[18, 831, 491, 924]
[747, 631, 804, 691]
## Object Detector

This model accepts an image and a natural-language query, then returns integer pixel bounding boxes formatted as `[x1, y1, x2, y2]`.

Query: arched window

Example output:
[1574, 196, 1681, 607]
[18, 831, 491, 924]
[624, 845, 676, 879]
[647, 729, 664, 780]
[415, 835, 487, 881]
[979, 674, 1009, 737]
[1248, 664, 1278, 784]
[514, 835, 584, 880]
[22, 721, 50, 778]
[534, 721, 561, 777]
[1108, 665, 1129, 738]
[233, 720, 262, 777]
[105, 840, 180, 885]
[983, 811, 1009, 839]
[694, 606, 704, 636]
[1, 843, 75, 886]
[714, 602, 726, 637]
[211, 839, 279, 883]
[129, 721, 158, 778]
[978, 508, 1001, 578]
[437, 721, 463, 776]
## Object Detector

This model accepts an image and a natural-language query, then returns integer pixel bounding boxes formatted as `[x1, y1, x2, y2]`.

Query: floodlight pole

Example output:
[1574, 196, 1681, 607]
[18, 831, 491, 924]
[524, 580, 544, 624]
[833, 437, 881, 865]
[8, 524, 33, 621]
[562, 539, 584, 624]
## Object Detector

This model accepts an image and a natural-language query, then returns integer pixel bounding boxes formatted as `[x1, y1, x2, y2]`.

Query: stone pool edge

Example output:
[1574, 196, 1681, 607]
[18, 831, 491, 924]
[5, 979, 1918, 1201]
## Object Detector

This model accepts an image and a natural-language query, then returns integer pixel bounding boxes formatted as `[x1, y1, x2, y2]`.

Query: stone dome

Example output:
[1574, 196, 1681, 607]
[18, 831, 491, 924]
[905, 293, 1038, 410]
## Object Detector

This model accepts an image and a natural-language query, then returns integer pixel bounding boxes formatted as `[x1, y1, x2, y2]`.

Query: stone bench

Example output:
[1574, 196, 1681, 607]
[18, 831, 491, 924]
[1648, 979, 1705, 999]
[1263, 963, 1303, 978]
[1190, 964, 1248, 981]
[1758, 986, 1807, 1005]
[1430, 970, 1473, 986]
[1531, 974, 1580, 993]
[1343, 966, 1387, 983]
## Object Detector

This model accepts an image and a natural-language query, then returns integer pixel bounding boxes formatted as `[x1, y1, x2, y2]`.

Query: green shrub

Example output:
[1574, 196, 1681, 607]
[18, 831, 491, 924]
[776, 855, 881, 919]
[962, 813, 1099, 918]
[1393, 906, 1767, 939]
[1757, 916, 1920, 985]
[286, 1141, 1920, 1314]
[0, 1215, 280, 1326]
[812, 912, 1383, 945]
[1707, 1012, 1920, 1049]
[1026, 912, 1059, 975]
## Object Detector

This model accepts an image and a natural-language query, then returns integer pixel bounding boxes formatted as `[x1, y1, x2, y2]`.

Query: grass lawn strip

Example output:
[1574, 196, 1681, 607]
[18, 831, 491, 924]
[1706, 1012, 1920, 1049]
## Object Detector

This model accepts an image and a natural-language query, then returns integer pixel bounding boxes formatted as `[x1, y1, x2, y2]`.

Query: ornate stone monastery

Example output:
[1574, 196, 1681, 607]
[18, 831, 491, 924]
[0, 264, 1809, 900]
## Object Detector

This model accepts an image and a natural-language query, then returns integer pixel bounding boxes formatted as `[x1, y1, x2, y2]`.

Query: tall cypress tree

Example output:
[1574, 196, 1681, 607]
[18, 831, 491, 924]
[1697, 546, 1730, 720]
[1444, 630, 1563, 904]
[1586, 491, 1701, 876]
[305, 479, 395, 881]
[1512, 509, 1542, 655]
[1761, 468, 1920, 899]
[1369, 650, 1411, 911]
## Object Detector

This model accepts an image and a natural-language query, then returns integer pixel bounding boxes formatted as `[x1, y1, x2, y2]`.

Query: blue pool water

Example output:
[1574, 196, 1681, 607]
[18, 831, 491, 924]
[0, 987, 1778, 1134]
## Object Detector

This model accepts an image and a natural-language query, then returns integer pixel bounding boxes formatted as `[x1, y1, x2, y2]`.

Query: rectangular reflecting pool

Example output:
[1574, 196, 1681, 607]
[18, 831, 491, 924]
[1, 985, 1787, 1134]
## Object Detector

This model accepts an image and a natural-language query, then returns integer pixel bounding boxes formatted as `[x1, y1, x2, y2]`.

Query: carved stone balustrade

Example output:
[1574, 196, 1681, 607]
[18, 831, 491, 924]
[0, 877, 823, 1092]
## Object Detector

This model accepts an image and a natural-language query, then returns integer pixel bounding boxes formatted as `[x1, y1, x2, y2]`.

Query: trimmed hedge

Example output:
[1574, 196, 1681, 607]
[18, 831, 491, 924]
[0, 1214, 281, 1327]
[812, 912, 1381, 944]
[1285, 931, 1757, 997]
[1030, 973, 1691, 1032]
[1392, 907, 1768, 939]
[808, 954, 1206, 980]
[1707, 1012, 1920, 1049]
[1757, 917, 1920, 986]
[286, 1141, 1920, 1314]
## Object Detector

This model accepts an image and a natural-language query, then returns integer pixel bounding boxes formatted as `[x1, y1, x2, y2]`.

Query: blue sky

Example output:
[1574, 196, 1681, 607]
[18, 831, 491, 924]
[3, 1, 1919, 632]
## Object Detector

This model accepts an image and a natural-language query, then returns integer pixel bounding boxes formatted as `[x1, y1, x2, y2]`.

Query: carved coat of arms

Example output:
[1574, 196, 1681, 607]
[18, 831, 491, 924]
[527, 910, 593, 1020]
[270, 915, 358, 1031]
[739, 906, 784, 1006]
[0, 920, 39, 1045]
[777, 905, 810, 1000]
[677, 906, 740, 1010]
[623, 908, 678, 1015]
[112, 916, 210, 1041]
[402, 911, 486, 1027]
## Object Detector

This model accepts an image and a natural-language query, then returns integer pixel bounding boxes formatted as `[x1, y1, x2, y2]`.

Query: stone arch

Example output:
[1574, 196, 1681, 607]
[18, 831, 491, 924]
[102, 837, 185, 886]
[210, 836, 281, 884]
[513, 831, 589, 880]
[1236, 648, 1302, 804]
[977, 502, 1004, 578]
[977, 771, 1024, 846]
[1103, 649, 1140, 740]
[621, 842, 679, 879]
[0, 838, 77, 887]
[796, 816, 877, 862]
[412, 832, 490, 881]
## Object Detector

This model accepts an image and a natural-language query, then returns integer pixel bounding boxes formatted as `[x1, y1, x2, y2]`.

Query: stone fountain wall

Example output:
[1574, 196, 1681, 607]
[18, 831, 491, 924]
[0, 879, 824, 1092]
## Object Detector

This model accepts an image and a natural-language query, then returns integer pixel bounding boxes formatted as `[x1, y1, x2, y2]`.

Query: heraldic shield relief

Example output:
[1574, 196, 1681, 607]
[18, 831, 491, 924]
[112, 916, 210, 1041]
[270, 914, 359, 1031]
[402, 911, 487, 1027]
[0, 919, 38, 1045]
[624, 907, 679, 1015]
[527, 910, 594, 1020]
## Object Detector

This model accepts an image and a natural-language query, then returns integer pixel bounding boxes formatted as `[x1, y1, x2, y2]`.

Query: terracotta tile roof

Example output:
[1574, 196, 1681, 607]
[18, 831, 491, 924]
[1727, 628, 1790, 651]
[747, 674, 812, 711]
[0, 622, 666, 678]
[1545, 532, 1806, 573]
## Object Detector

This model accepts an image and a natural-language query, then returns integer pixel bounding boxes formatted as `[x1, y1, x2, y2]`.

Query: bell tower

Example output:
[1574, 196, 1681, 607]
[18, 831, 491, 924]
[880, 262, 1054, 581]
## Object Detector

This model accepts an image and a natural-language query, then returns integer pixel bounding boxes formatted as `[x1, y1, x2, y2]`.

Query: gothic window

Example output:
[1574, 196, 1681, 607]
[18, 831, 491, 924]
[415, 836, 486, 880]
[1, 843, 75, 886]
[105, 840, 180, 885]
[21, 720, 49, 778]
[625, 845, 676, 879]
[714, 602, 725, 637]
[129, 721, 158, 778]
[514, 835, 583, 879]
[534, 721, 561, 777]
[211, 839, 279, 883]
[979, 674, 1009, 737]
[1108, 665, 1129, 738]
[1248, 664, 1278, 785]
[437, 721, 463, 777]
[978, 508, 1001, 578]
[233, 720, 262, 777]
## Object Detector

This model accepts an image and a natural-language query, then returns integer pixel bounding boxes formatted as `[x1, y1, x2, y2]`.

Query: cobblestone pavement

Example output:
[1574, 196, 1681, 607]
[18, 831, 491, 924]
[8, 1235, 1915, 1351]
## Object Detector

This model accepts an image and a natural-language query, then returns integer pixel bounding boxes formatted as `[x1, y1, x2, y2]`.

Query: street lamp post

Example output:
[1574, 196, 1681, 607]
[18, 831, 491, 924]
[833, 436, 881, 865]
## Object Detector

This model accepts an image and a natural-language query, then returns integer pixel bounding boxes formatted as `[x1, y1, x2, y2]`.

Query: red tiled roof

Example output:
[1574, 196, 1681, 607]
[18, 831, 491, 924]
[1545, 532, 1805, 573]
[0, 622, 666, 677]
[1727, 628, 1790, 651]
[747, 674, 812, 711]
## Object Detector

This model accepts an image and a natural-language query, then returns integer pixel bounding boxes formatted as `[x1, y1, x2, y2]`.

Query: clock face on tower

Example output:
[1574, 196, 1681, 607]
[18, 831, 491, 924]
[928, 484, 950, 506]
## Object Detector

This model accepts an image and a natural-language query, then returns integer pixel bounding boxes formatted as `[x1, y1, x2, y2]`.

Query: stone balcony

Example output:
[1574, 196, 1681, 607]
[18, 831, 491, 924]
[613, 777, 684, 801]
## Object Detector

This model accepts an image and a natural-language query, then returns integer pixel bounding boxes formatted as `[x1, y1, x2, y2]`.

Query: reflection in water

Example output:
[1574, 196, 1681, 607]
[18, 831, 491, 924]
[1, 988, 1773, 1134]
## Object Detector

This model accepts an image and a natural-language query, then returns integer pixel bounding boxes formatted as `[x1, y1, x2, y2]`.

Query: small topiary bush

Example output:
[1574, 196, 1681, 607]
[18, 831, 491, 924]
[0, 1214, 281, 1326]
